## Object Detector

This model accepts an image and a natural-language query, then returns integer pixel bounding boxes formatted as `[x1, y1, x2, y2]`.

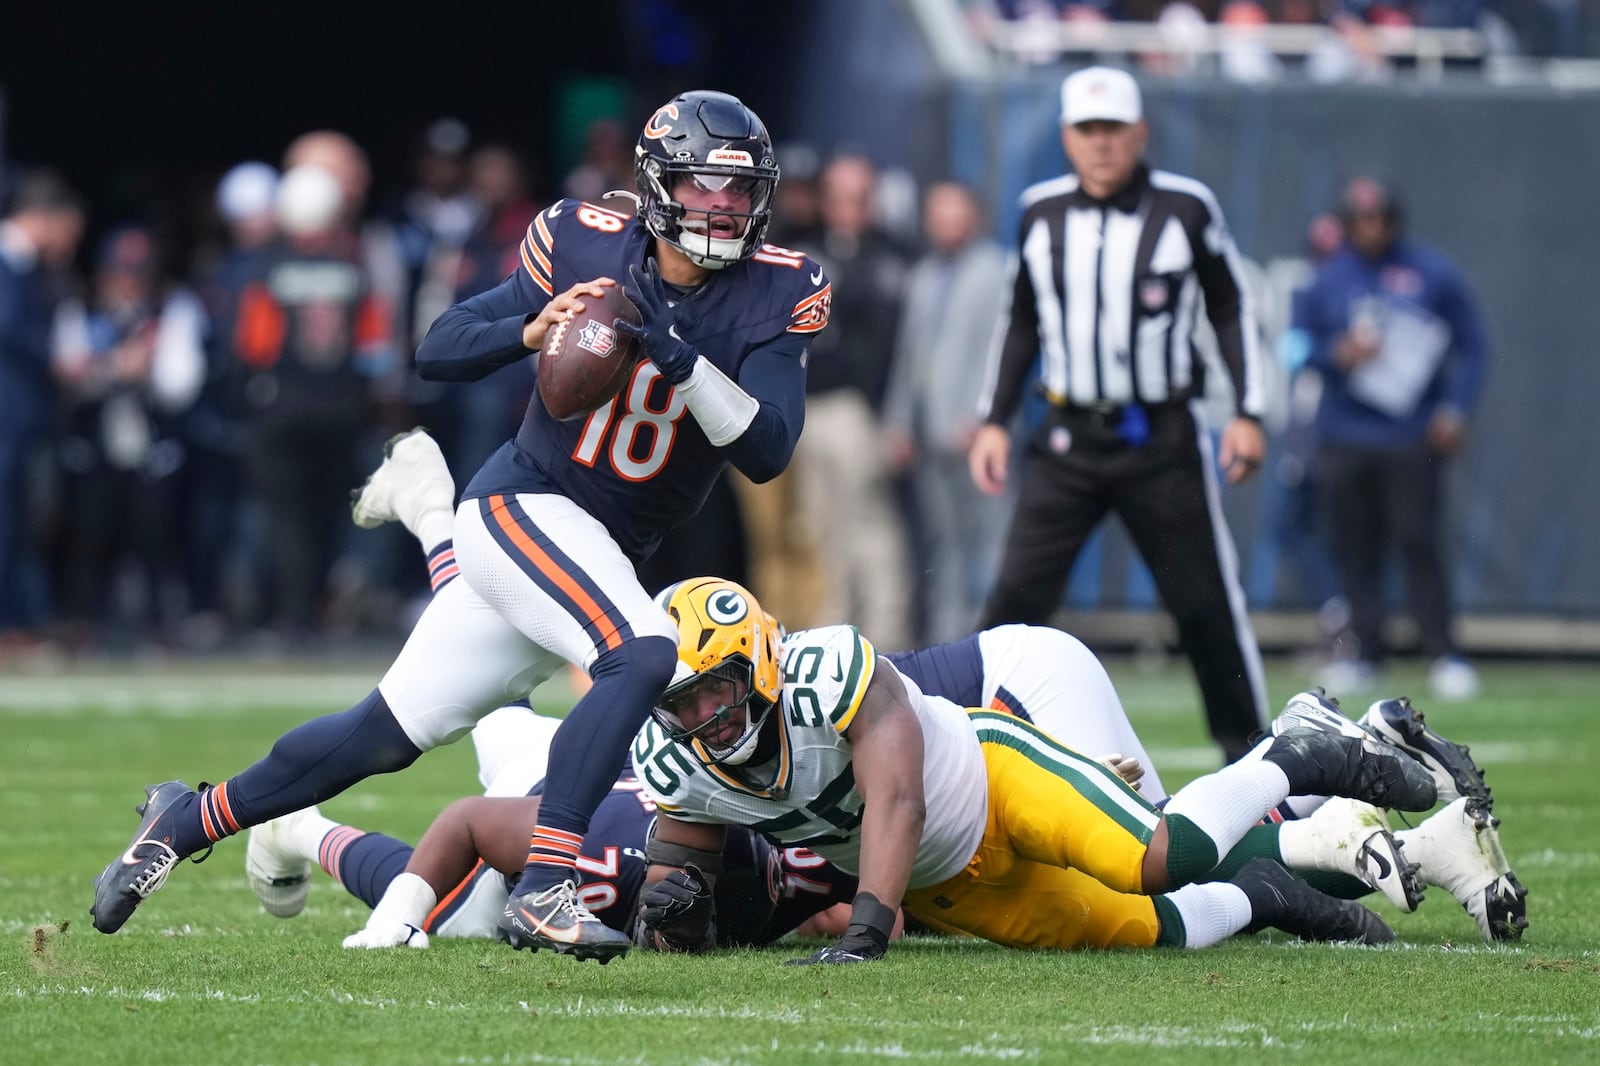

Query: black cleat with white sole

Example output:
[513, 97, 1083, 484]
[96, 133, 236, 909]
[1235, 858, 1395, 945]
[1265, 728, 1438, 812]
[1360, 697, 1493, 811]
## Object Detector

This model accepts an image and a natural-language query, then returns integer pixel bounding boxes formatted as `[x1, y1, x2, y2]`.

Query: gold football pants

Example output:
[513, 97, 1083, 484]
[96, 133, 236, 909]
[904, 710, 1164, 950]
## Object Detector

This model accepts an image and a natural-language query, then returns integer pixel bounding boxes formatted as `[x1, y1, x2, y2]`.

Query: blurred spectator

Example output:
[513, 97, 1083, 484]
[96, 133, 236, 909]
[183, 161, 280, 646]
[51, 226, 206, 649]
[792, 154, 914, 650]
[1219, 1, 1285, 81]
[562, 117, 634, 204]
[881, 182, 1011, 643]
[1298, 177, 1488, 701]
[392, 118, 480, 368]
[0, 168, 85, 650]
[767, 142, 824, 247]
[229, 164, 392, 637]
[1148, 1, 1211, 76]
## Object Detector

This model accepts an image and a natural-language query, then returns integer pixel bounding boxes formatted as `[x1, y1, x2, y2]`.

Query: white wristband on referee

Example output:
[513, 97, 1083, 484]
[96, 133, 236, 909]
[674, 356, 760, 446]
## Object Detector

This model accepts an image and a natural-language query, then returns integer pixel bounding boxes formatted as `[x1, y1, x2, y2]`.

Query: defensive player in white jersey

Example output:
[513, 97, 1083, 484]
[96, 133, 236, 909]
[629, 577, 1439, 962]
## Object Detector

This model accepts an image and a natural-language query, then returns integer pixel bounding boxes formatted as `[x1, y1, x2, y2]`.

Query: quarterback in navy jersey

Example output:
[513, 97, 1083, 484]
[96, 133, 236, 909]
[90, 90, 829, 966]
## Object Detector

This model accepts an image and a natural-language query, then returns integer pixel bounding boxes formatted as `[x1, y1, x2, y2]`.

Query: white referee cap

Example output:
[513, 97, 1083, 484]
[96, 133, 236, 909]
[1060, 67, 1142, 126]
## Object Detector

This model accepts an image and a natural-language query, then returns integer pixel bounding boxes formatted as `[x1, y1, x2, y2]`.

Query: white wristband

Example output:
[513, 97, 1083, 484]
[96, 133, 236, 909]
[674, 356, 760, 447]
[368, 871, 437, 931]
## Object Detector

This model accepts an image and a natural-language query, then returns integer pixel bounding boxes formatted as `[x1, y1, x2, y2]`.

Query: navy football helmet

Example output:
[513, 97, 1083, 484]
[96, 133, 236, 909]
[635, 90, 779, 269]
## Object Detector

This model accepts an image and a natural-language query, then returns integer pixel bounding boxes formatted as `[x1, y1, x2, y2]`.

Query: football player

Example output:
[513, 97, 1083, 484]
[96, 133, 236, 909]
[630, 577, 1438, 963]
[92, 90, 832, 965]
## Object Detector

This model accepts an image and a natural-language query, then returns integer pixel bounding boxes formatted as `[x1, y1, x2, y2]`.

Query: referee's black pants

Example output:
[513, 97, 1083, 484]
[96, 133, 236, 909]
[979, 403, 1267, 760]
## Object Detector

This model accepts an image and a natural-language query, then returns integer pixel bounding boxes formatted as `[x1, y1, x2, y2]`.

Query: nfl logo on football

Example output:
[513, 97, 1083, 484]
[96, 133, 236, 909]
[577, 319, 618, 358]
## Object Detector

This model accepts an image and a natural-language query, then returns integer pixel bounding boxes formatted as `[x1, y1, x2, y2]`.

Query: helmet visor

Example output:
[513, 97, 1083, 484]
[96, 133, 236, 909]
[652, 658, 755, 748]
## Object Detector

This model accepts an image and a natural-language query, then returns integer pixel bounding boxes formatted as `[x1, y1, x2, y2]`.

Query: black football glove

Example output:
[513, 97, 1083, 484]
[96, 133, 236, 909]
[633, 864, 716, 953]
[785, 892, 895, 965]
[616, 260, 698, 385]
[784, 926, 889, 966]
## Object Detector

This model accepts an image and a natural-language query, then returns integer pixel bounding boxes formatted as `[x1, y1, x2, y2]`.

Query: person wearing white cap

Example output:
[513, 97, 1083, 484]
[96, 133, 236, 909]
[215, 161, 280, 250]
[969, 65, 1271, 764]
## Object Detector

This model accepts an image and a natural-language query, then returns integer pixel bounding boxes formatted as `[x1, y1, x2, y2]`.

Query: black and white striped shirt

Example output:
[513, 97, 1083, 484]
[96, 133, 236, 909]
[979, 163, 1265, 423]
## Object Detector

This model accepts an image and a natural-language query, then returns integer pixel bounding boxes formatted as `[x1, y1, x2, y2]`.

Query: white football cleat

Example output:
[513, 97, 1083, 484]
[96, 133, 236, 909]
[245, 806, 319, 918]
[1396, 797, 1528, 943]
[350, 427, 456, 535]
[1281, 796, 1425, 913]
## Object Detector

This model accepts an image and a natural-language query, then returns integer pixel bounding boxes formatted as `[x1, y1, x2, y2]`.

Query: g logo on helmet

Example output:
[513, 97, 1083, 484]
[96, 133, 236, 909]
[706, 589, 748, 625]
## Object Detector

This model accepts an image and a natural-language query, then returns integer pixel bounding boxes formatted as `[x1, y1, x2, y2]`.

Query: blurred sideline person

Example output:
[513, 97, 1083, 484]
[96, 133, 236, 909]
[881, 181, 1011, 643]
[792, 154, 913, 649]
[1298, 177, 1489, 702]
[183, 161, 280, 645]
[0, 168, 85, 650]
[231, 165, 392, 635]
[90, 91, 830, 969]
[970, 67, 1268, 762]
[51, 225, 206, 647]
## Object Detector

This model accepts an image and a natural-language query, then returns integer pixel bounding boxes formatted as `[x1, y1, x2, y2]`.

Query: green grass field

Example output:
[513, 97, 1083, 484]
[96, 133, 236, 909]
[3, 658, 1598, 1065]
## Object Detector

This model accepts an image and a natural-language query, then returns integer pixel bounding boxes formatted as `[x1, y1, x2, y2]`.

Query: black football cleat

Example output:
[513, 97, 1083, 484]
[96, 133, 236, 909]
[1359, 697, 1493, 811]
[499, 880, 631, 964]
[1265, 728, 1437, 812]
[1235, 858, 1395, 946]
[90, 781, 198, 934]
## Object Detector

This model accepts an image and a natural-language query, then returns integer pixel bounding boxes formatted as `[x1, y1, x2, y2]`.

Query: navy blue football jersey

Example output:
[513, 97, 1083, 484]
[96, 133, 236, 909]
[455, 198, 831, 561]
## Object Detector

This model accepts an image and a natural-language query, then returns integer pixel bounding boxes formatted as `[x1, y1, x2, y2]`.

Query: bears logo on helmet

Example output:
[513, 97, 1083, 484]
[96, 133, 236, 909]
[634, 90, 779, 270]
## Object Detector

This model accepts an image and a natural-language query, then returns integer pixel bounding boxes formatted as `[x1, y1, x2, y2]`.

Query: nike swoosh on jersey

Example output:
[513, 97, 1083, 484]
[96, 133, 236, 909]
[668, 324, 682, 340]
[547, 202, 564, 217]
[810, 269, 824, 285]
[830, 656, 846, 683]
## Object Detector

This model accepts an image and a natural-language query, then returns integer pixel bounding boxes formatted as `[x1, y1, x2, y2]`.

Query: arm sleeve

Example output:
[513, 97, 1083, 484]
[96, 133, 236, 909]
[1191, 199, 1267, 419]
[718, 331, 809, 484]
[1436, 262, 1489, 414]
[1299, 272, 1345, 375]
[413, 270, 545, 383]
[978, 242, 1040, 425]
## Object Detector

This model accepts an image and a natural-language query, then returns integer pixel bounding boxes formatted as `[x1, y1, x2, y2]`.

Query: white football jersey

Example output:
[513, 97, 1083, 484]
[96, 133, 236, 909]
[634, 624, 988, 889]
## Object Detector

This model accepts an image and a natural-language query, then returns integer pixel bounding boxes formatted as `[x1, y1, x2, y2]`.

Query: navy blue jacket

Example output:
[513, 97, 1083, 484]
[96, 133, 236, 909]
[1297, 238, 1488, 448]
[0, 245, 58, 440]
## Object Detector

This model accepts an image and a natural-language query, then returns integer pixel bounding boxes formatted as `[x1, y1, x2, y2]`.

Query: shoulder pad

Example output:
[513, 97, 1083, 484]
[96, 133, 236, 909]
[781, 625, 876, 734]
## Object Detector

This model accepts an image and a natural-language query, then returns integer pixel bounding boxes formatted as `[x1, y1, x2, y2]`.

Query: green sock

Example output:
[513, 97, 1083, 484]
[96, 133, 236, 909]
[1208, 824, 1284, 880]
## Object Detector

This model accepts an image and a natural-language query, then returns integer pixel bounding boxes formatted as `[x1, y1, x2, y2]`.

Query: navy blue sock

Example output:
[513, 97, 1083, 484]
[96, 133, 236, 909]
[514, 635, 677, 894]
[173, 688, 422, 857]
[317, 826, 415, 909]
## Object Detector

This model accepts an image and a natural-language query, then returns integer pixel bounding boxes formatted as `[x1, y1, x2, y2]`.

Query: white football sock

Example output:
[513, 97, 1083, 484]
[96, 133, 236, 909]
[1162, 881, 1254, 948]
[1162, 760, 1292, 858]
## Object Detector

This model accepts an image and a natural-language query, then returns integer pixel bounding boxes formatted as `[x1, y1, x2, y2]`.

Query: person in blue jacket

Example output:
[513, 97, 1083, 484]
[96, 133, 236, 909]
[1296, 177, 1488, 701]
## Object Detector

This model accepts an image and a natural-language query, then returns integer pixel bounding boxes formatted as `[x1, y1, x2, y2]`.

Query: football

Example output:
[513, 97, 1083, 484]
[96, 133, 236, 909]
[537, 285, 643, 421]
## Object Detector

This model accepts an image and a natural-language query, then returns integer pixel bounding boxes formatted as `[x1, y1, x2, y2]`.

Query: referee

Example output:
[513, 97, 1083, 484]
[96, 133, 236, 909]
[969, 67, 1268, 762]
